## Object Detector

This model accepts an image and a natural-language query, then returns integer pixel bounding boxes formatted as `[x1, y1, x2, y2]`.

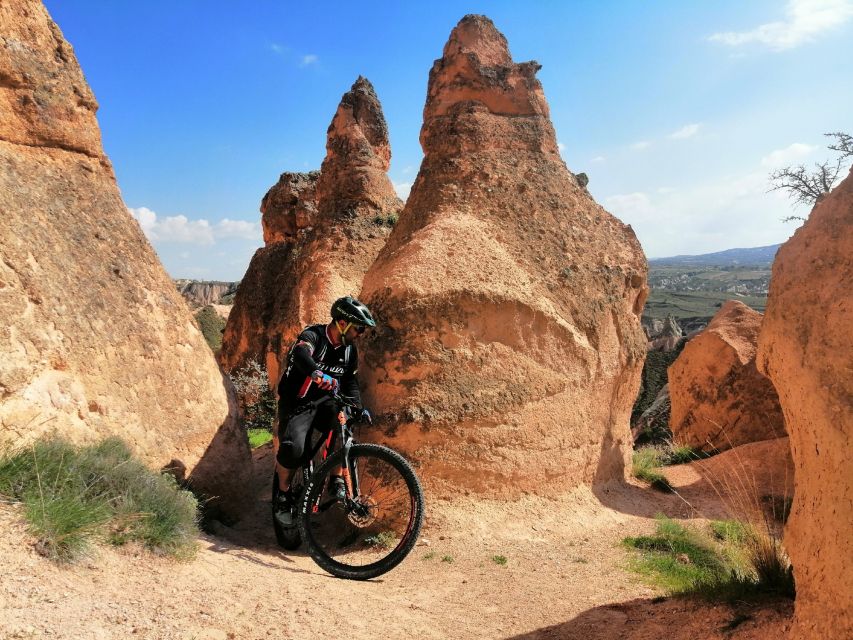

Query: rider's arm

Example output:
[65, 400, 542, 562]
[340, 343, 362, 409]
[288, 328, 321, 376]
[290, 340, 321, 375]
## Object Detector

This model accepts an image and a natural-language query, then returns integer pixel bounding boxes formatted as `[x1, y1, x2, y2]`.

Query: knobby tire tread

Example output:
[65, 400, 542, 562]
[298, 443, 424, 580]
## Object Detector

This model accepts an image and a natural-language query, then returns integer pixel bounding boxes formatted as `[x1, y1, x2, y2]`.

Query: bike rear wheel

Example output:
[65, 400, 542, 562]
[299, 444, 424, 580]
[271, 471, 302, 550]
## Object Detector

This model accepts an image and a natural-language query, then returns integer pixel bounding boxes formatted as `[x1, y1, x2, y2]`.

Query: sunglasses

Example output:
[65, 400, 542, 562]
[353, 325, 367, 335]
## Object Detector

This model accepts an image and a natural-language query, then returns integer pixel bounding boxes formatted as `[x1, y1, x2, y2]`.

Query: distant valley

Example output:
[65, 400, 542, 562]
[644, 244, 776, 330]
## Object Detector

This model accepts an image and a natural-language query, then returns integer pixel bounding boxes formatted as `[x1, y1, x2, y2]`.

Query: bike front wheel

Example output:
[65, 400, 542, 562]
[299, 444, 424, 580]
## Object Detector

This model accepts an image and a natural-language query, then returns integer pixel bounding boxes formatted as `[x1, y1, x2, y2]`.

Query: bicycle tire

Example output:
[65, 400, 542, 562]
[271, 472, 302, 550]
[299, 444, 424, 580]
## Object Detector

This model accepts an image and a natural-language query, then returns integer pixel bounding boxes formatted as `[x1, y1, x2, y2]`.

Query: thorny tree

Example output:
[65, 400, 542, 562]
[769, 132, 852, 221]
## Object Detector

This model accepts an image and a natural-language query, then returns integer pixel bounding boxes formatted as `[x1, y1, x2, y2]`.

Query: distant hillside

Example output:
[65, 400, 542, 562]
[650, 244, 780, 267]
[175, 279, 239, 307]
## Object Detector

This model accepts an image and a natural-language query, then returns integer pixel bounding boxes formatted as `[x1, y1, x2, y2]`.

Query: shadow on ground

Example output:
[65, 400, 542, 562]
[507, 596, 793, 640]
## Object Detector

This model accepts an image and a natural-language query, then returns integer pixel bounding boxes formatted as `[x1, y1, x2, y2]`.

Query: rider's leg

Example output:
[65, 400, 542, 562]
[276, 407, 316, 491]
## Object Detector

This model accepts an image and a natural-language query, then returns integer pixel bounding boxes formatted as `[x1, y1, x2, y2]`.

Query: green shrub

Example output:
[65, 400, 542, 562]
[194, 306, 226, 351]
[0, 436, 199, 562]
[247, 429, 273, 449]
[631, 447, 673, 492]
[624, 516, 738, 595]
[623, 515, 794, 600]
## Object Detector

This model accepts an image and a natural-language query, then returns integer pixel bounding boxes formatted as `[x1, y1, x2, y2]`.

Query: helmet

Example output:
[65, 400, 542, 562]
[331, 296, 376, 327]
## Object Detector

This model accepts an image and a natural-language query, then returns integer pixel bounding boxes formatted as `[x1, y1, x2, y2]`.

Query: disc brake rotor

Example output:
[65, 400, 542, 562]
[346, 495, 378, 527]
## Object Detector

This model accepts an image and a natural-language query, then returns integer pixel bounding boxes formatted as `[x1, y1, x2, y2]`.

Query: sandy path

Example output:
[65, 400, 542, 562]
[0, 441, 793, 640]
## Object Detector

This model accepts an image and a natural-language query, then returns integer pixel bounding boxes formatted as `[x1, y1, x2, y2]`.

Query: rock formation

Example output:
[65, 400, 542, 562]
[219, 77, 402, 384]
[668, 300, 784, 451]
[358, 15, 648, 495]
[175, 280, 239, 308]
[646, 315, 683, 352]
[0, 1, 250, 519]
[757, 168, 853, 639]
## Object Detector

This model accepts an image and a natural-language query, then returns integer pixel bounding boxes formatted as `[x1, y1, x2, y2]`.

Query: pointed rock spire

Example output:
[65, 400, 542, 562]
[358, 15, 648, 497]
[220, 77, 401, 381]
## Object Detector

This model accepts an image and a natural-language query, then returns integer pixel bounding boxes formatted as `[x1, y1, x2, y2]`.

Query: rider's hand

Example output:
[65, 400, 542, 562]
[312, 370, 339, 392]
[359, 408, 373, 424]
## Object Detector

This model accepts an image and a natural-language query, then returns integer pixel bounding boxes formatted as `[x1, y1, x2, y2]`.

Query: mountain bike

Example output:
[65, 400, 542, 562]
[271, 392, 425, 580]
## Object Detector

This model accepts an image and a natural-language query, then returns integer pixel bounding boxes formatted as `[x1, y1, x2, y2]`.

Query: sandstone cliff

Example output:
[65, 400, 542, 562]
[175, 280, 239, 308]
[358, 15, 648, 495]
[219, 77, 402, 384]
[0, 1, 250, 519]
[668, 300, 784, 451]
[757, 168, 853, 639]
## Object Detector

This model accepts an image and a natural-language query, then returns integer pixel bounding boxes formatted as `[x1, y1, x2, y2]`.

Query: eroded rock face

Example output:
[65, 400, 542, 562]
[757, 169, 853, 639]
[668, 300, 784, 451]
[359, 15, 648, 496]
[219, 77, 402, 383]
[0, 1, 250, 519]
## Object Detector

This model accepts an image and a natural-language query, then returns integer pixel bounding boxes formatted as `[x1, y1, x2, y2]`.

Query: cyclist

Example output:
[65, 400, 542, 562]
[273, 295, 376, 528]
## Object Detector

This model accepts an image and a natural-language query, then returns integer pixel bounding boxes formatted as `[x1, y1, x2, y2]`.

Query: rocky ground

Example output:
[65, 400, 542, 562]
[0, 442, 794, 640]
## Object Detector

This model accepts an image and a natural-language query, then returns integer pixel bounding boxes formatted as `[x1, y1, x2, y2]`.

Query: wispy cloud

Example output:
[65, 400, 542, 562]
[393, 182, 412, 201]
[300, 54, 319, 67]
[558, 141, 566, 154]
[128, 207, 262, 245]
[760, 142, 819, 167]
[708, 0, 853, 51]
[631, 140, 651, 151]
[669, 123, 702, 140]
[590, 155, 606, 164]
[269, 43, 286, 55]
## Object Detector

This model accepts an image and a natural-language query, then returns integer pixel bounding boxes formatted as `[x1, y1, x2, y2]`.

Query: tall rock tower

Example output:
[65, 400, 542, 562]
[758, 168, 853, 639]
[219, 77, 402, 384]
[0, 0, 251, 518]
[359, 15, 648, 495]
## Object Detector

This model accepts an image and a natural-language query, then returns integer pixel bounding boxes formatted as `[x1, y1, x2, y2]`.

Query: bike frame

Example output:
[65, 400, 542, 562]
[301, 395, 362, 512]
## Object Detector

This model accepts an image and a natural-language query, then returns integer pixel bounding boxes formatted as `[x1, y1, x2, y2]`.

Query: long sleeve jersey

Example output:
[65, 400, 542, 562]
[277, 323, 361, 412]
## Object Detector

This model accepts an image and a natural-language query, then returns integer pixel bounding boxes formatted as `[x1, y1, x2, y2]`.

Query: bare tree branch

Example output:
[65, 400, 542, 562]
[825, 132, 853, 159]
[769, 131, 852, 216]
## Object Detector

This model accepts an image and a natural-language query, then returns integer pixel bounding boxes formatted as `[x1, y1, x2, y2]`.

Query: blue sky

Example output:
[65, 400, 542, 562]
[44, 0, 853, 280]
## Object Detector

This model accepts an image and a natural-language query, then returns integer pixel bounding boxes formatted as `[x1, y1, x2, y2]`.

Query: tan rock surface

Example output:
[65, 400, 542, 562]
[757, 168, 853, 639]
[359, 15, 648, 496]
[0, 0, 250, 519]
[219, 77, 401, 383]
[668, 300, 785, 452]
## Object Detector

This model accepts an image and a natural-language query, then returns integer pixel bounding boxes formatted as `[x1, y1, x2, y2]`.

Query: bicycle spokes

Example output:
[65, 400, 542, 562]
[301, 446, 422, 573]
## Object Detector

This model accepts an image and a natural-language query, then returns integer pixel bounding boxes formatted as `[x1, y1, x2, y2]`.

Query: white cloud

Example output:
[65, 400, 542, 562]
[630, 140, 651, 151]
[216, 218, 263, 240]
[669, 123, 702, 140]
[558, 141, 566, 153]
[393, 182, 412, 201]
[708, 0, 853, 51]
[269, 43, 286, 55]
[300, 54, 319, 67]
[760, 142, 819, 167]
[602, 168, 802, 258]
[605, 192, 654, 219]
[590, 155, 606, 164]
[128, 207, 261, 245]
[402, 165, 415, 175]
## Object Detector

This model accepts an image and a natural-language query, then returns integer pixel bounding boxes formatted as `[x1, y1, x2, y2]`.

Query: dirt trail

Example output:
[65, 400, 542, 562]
[0, 442, 793, 640]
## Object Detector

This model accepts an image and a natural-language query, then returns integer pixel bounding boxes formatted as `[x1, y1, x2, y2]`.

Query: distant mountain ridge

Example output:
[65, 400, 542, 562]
[650, 244, 780, 266]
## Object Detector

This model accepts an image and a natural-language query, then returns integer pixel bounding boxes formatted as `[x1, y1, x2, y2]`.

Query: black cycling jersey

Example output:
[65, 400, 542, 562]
[277, 323, 361, 413]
